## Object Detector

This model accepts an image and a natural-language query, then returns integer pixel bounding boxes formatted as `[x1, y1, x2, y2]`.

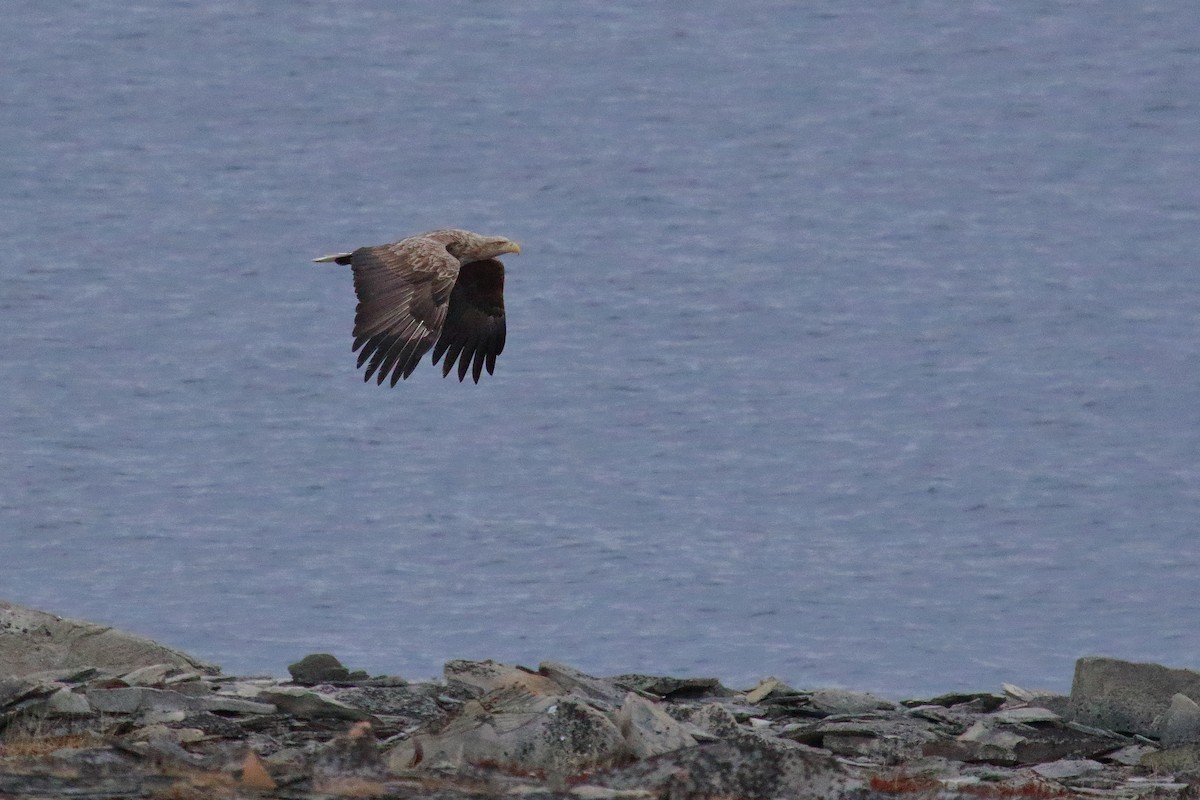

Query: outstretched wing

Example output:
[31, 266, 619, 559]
[349, 238, 459, 386]
[431, 259, 507, 383]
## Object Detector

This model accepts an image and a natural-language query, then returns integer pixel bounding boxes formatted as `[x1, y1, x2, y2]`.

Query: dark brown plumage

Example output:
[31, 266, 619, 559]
[314, 229, 519, 385]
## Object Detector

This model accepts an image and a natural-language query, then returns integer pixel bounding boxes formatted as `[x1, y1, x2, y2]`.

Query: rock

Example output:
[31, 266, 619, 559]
[744, 677, 794, 704]
[387, 688, 626, 775]
[782, 717, 939, 761]
[258, 686, 375, 721]
[614, 693, 696, 758]
[1031, 758, 1105, 779]
[992, 706, 1061, 724]
[1103, 744, 1158, 766]
[1140, 743, 1200, 774]
[1002, 683, 1039, 702]
[443, 659, 561, 698]
[288, 653, 351, 685]
[1069, 656, 1200, 736]
[594, 735, 861, 800]
[902, 691, 1005, 711]
[1158, 693, 1200, 746]
[610, 673, 725, 699]
[689, 704, 744, 739]
[240, 750, 277, 791]
[569, 786, 655, 799]
[955, 719, 1027, 763]
[807, 688, 896, 716]
[0, 600, 216, 678]
[927, 717, 1127, 767]
[130, 724, 207, 745]
[45, 687, 91, 715]
[194, 695, 278, 715]
[85, 687, 192, 715]
[120, 663, 193, 687]
[313, 721, 383, 776]
[0, 674, 66, 709]
[541, 661, 625, 705]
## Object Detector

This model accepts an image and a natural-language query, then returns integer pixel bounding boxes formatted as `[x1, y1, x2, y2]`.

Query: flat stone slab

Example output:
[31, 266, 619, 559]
[0, 601, 217, 679]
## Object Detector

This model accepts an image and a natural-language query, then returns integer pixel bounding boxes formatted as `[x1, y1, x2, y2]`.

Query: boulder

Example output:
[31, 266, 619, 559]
[595, 735, 860, 800]
[614, 693, 696, 758]
[610, 673, 725, 699]
[1139, 743, 1200, 774]
[386, 687, 626, 775]
[257, 686, 375, 721]
[443, 659, 561, 698]
[541, 661, 625, 705]
[1069, 657, 1200, 736]
[0, 600, 216, 679]
[288, 653, 351, 685]
[1158, 693, 1200, 747]
[807, 688, 896, 716]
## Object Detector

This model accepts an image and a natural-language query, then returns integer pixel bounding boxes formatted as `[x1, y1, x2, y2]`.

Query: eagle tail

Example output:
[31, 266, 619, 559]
[313, 252, 353, 265]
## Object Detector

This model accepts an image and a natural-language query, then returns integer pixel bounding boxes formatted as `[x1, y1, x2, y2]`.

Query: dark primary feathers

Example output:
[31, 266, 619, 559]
[314, 229, 519, 385]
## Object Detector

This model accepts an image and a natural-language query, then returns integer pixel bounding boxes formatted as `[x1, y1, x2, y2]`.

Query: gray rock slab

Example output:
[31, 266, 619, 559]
[743, 676, 796, 704]
[782, 717, 939, 761]
[902, 691, 1005, 711]
[119, 663, 205, 687]
[1139, 743, 1200, 774]
[1069, 656, 1200, 736]
[85, 687, 193, 715]
[1031, 758, 1105, 779]
[45, 687, 91, 715]
[689, 703, 744, 739]
[807, 688, 896, 716]
[1158, 693, 1200, 747]
[443, 659, 561, 698]
[1103, 744, 1159, 766]
[927, 718, 1126, 767]
[609, 673, 724, 699]
[595, 734, 862, 800]
[992, 706, 1061, 724]
[614, 692, 696, 758]
[194, 695, 277, 715]
[540, 661, 625, 705]
[0, 600, 217, 679]
[0, 675, 64, 709]
[257, 687, 373, 721]
[387, 688, 626, 775]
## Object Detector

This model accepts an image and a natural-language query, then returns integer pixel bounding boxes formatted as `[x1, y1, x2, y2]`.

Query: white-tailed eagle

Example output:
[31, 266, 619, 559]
[315, 229, 519, 385]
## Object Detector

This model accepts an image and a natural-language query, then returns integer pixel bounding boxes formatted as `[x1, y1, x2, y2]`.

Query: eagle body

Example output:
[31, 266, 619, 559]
[315, 229, 519, 385]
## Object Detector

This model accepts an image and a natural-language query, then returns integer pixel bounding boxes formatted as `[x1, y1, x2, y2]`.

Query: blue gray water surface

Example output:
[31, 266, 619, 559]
[2, 1, 1198, 696]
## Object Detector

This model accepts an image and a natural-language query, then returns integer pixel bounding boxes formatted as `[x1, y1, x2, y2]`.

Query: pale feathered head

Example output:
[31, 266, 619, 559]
[428, 229, 521, 262]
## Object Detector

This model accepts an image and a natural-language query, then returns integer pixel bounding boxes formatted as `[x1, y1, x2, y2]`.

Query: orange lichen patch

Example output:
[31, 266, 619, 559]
[312, 776, 391, 797]
[345, 721, 373, 739]
[240, 750, 277, 791]
[148, 770, 238, 800]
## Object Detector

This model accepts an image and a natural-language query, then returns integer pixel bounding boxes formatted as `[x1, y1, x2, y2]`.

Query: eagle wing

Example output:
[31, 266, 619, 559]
[431, 258, 507, 383]
[349, 238, 460, 386]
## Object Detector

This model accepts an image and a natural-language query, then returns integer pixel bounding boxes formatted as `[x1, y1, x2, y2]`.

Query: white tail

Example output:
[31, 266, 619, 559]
[313, 252, 352, 264]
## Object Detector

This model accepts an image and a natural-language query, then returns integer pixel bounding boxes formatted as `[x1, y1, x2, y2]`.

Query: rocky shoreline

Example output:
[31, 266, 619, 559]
[2, 600, 1198, 799]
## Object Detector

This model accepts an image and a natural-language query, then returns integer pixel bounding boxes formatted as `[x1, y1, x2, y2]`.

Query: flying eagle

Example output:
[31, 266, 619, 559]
[314, 229, 519, 385]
